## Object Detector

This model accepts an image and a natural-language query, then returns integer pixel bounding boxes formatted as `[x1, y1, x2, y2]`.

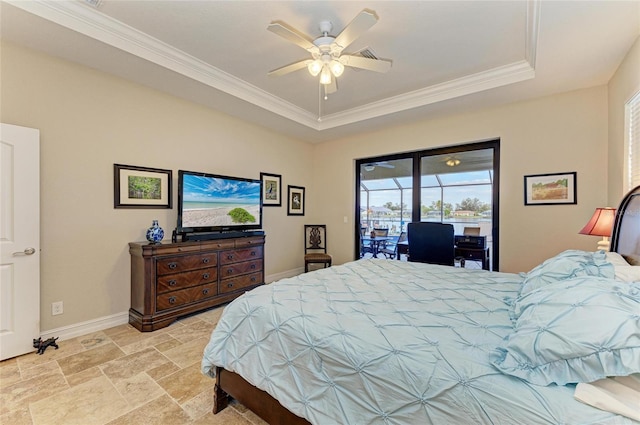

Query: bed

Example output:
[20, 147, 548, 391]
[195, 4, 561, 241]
[202, 186, 640, 425]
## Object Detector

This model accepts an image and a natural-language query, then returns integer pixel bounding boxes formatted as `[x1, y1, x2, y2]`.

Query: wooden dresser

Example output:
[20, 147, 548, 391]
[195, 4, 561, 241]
[129, 235, 265, 331]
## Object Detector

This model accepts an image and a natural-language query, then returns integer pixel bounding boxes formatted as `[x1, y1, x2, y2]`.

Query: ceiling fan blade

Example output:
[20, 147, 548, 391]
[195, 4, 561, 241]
[333, 9, 378, 52]
[268, 59, 311, 77]
[340, 55, 392, 73]
[267, 21, 318, 53]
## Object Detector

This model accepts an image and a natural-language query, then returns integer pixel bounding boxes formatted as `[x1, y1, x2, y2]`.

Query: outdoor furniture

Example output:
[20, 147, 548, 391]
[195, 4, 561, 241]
[361, 236, 393, 258]
[304, 225, 332, 272]
[380, 231, 407, 259]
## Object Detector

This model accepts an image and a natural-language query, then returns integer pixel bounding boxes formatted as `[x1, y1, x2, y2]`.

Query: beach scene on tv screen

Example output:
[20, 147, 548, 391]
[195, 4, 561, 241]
[182, 175, 260, 228]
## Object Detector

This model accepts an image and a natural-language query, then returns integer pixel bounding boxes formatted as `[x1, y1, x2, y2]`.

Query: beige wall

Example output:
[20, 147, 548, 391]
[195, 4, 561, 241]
[1, 42, 314, 331]
[313, 87, 609, 273]
[608, 36, 640, 204]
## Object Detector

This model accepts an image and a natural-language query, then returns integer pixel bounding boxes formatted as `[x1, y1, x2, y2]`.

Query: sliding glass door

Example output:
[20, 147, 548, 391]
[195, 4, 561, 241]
[355, 140, 500, 269]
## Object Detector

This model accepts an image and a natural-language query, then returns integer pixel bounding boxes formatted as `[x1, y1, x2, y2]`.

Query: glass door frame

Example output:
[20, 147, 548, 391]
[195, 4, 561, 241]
[355, 139, 500, 270]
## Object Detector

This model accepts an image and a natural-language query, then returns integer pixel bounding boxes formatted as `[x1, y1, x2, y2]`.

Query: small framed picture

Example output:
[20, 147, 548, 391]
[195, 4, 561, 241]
[524, 172, 577, 205]
[114, 164, 172, 209]
[287, 185, 305, 216]
[260, 172, 282, 207]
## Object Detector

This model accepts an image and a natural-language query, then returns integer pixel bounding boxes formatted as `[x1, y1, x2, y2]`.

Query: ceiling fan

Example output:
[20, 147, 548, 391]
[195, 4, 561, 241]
[363, 161, 395, 172]
[267, 9, 392, 96]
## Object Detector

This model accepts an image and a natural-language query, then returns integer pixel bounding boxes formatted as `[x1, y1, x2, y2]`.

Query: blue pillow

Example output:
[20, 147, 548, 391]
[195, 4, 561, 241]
[520, 250, 615, 296]
[492, 277, 640, 386]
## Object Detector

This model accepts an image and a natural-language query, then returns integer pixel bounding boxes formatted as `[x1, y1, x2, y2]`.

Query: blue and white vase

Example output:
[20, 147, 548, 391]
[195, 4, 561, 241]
[146, 220, 164, 243]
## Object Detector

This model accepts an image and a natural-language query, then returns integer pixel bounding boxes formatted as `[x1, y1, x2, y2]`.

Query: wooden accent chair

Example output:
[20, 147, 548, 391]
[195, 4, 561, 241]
[304, 225, 332, 272]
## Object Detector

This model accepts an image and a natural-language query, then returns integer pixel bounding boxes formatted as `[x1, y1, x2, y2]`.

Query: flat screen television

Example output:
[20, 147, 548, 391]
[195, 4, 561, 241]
[177, 170, 262, 234]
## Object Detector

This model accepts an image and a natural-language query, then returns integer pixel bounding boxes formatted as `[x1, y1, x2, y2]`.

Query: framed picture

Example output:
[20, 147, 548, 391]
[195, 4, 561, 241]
[114, 164, 172, 209]
[524, 172, 577, 205]
[260, 172, 282, 207]
[287, 185, 305, 216]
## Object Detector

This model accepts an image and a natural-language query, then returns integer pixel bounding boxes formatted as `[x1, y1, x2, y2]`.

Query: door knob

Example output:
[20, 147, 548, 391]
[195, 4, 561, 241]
[13, 247, 36, 256]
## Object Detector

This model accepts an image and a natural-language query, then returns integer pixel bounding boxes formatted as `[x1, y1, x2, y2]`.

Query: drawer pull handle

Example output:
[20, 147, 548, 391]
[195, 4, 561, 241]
[168, 296, 177, 304]
[227, 269, 233, 274]
[227, 254, 234, 260]
[168, 279, 177, 286]
[168, 262, 177, 269]
[251, 276, 256, 282]
[227, 282, 234, 288]
[202, 258, 210, 264]
[251, 251, 256, 256]
[202, 288, 210, 295]
[203, 273, 210, 279]
[250, 264, 256, 269]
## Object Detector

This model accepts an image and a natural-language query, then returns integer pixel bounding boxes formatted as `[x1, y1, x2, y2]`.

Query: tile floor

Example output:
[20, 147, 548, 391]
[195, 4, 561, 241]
[0, 307, 268, 425]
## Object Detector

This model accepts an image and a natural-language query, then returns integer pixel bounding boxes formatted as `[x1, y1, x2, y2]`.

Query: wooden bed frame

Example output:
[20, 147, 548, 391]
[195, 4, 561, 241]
[212, 185, 640, 425]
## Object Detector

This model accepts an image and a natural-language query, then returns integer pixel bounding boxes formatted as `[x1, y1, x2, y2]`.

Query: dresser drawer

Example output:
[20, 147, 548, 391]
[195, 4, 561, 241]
[156, 283, 218, 312]
[157, 253, 217, 275]
[157, 267, 217, 294]
[219, 246, 263, 265]
[220, 259, 262, 278]
[235, 236, 265, 248]
[219, 272, 263, 294]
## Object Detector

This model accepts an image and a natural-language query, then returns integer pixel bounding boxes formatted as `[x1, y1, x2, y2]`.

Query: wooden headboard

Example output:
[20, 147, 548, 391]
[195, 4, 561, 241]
[610, 185, 640, 262]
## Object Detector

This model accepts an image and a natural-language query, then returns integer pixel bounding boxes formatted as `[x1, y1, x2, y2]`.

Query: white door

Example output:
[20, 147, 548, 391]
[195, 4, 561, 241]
[0, 123, 40, 360]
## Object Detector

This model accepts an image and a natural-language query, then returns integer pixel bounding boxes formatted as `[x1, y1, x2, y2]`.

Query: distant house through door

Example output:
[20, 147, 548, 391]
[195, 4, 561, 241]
[355, 140, 500, 270]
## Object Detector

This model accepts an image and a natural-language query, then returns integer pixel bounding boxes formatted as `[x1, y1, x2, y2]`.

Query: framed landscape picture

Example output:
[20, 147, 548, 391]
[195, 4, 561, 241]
[114, 164, 172, 209]
[287, 185, 305, 216]
[524, 172, 576, 205]
[260, 172, 282, 207]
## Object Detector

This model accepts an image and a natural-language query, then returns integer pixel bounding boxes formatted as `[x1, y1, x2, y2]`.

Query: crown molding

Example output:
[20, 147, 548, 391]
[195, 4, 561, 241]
[9, 0, 540, 132]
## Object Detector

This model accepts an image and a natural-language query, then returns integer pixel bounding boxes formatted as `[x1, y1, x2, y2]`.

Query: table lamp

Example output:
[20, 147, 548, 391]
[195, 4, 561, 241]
[578, 207, 616, 251]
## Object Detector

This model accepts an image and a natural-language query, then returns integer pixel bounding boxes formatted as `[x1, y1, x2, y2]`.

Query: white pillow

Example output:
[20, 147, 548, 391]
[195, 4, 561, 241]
[606, 251, 640, 282]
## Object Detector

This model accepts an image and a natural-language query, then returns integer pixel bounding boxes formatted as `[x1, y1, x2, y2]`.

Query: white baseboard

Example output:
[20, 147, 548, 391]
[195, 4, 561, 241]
[40, 269, 303, 342]
[40, 312, 129, 342]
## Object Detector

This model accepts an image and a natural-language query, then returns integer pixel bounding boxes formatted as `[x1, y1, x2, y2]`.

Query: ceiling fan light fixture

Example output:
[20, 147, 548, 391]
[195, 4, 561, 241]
[330, 60, 344, 77]
[320, 66, 332, 85]
[307, 59, 323, 77]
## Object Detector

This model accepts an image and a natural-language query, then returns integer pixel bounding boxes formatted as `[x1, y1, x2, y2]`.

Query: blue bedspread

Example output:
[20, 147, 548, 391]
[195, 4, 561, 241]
[202, 259, 636, 424]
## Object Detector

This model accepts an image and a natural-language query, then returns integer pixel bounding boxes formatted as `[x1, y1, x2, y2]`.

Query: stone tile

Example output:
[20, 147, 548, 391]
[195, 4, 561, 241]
[76, 331, 112, 350]
[190, 408, 253, 425]
[162, 336, 209, 369]
[113, 372, 164, 410]
[101, 347, 170, 385]
[0, 406, 33, 425]
[153, 336, 182, 353]
[119, 332, 176, 355]
[106, 394, 190, 425]
[30, 375, 129, 425]
[0, 359, 22, 387]
[196, 307, 225, 325]
[146, 361, 181, 382]
[106, 326, 174, 350]
[101, 324, 135, 337]
[180, 385, 215, 420]
[57, 342, 125, 376]
[65, 366, 103, 387]
[20, 360, 60, 381]
[156, 363, 214, 405]
[165, 320, 216, 344]
[0, 370, 68, 415]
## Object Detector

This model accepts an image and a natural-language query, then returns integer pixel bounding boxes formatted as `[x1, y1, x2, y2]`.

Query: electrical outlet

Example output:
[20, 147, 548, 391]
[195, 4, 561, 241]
[52, 301, 63, 316]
